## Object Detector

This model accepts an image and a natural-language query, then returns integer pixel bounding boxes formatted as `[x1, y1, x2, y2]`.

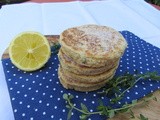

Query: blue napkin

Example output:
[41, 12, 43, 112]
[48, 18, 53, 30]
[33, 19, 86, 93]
[2, 31, 160, 120]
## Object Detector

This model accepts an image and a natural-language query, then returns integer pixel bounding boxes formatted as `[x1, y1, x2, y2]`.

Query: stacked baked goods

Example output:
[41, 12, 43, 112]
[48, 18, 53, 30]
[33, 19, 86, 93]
[58, 25, 127, 92]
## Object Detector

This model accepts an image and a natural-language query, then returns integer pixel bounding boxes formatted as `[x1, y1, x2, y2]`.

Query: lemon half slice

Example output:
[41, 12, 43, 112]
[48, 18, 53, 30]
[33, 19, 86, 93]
[9, 32, 51, 71]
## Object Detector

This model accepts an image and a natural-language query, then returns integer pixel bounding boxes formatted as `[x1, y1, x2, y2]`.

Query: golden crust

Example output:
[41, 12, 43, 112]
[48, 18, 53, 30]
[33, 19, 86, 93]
[58, 67, 114, 92]
[59, 24, 127, 67]
[58, 65, 117, 84]
[58, 49, 119, 75]
[59, 76, 106, 92]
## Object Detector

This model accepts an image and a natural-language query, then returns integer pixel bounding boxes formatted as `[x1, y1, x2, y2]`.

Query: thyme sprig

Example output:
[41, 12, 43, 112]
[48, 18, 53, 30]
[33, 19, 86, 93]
[98, 71, 160, 104]
[63, 93, 156, 120]
[63, 71, 160, 120]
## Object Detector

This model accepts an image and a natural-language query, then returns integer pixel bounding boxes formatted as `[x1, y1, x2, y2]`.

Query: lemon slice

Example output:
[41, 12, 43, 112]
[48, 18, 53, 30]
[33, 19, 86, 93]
[9, 31, 51, 71]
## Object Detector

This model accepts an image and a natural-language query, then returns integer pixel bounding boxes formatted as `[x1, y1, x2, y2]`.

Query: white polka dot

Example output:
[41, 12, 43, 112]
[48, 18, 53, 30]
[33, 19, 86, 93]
[36, 90, 39, 93]
[59, 118, 62, 120]
[52, 74, 55, 76]
[46, 103, 50, 106]
[50, 95, 53, 98]
[46, 86, 49, 88]
[7, 70, 10, 73]
[143, 87, 146, 90]
[12, 98, 15, 101]
[51, 115, 54, 118]
[53, 88, 56, 91]
[10, 87, 13, 90]
[15, 82, 18, 84]
[46, 71, 49, 74]
[35, 108, 38, 112]
[75, 95, 79, 98]
[135, 92, 138, 95]
[30, 73, 33, 75]
[54, 106, 57, 109]
[49, 67, 52, 69]
[49, 79, 52, 82]
[19, 76, 23, 79]
[93, 94, 96, 97]
[22, 113, 25, 116]
[55, 69, 58, 71]
[43, 112, 46, 115]
[88, 118, 92, 120]
[39, 100, 42, 103]
[19, 101, 23, 104]
[24, 94, 27, 97]
[8, 78, 11, 81]
[83, 98, 87, 101]
[127, 96, 130, 99]
[30, 117, 34, 120]
[127, 90, 130, 93]
[32, 81, 35, 83]
[27, 105, 30, 108]
[43, 77, 45, 79]
[62, 109, 65, 112]
[118, 102, 121, 104]
[12, 66, 14, 68]
[90, 109, 93, 112]
[36, 75, 39, 77]
[13, 74, 16, 76]
[39, 83, 42, 86]
[57, 98, 60, 101]
[101, 97, 104, 99]
[26, 79, 29, 81]
[22, 85, 25, 87]
[135, 85, 138, 88]
[150, 84, 153, 86]
[60, 90, 63, 93]
[28, 87, 32, 90]
[17, 91, 20, 94]
[92, 101, 95, 104]
[14, 109, 17, 113]
[141, 82, 145, 84]
[31, 97, 35, 100]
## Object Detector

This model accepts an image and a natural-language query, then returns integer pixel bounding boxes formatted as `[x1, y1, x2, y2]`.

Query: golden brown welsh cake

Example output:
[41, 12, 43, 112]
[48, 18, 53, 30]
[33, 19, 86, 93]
[58, 24, 127, 92]
[58, 67, 114, 92]
[59, 24, 127, 67]
[59, 65, 117, 84]
[58, 49, 119, 75]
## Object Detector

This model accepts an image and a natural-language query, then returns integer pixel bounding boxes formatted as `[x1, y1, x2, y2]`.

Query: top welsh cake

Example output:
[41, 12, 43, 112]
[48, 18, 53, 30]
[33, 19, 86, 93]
[59, 24, 127, 67]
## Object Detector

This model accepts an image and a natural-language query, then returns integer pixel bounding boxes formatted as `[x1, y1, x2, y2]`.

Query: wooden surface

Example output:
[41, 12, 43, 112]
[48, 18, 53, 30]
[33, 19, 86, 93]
[2, 35, 160, 120]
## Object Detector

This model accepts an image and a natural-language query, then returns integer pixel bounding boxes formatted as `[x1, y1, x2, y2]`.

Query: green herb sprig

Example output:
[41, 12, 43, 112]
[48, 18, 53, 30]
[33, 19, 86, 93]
[98, 71, 160, 104]
[63, 93, 156, 120]
[63, 71, 160, 120]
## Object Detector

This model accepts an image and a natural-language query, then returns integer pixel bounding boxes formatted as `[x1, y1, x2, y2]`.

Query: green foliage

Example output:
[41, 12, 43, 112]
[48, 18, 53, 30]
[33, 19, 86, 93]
[146, 0, 160, 6]
[139, 114, 149, 120]
[98, 71, 160, 104]
[62, 71, 160, 120]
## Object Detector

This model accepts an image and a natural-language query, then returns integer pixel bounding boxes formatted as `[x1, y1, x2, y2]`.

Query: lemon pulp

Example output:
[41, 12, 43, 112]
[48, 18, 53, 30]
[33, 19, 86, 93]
[9, 32, 51, 71]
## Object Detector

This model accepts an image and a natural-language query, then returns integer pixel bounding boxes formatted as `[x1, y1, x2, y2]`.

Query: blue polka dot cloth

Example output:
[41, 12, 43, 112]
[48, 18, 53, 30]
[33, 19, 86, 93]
[1, 31, 160, 120]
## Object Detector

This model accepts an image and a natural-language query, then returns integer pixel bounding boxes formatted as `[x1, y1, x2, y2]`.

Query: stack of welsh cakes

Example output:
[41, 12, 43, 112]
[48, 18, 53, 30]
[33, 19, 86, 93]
[58, 25, 127, 92]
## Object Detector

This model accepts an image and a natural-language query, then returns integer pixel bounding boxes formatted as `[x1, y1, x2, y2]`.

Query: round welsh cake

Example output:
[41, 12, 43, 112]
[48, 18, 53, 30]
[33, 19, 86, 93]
[59, 24, 127, 67]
